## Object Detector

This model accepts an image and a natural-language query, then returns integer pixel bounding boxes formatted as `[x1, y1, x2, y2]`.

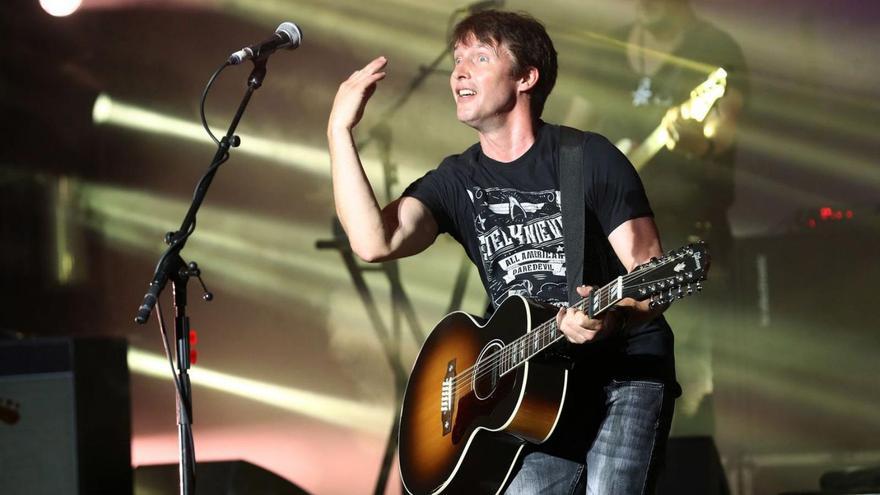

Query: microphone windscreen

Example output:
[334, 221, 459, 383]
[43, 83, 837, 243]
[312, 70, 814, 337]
[276, 22, 303, 49]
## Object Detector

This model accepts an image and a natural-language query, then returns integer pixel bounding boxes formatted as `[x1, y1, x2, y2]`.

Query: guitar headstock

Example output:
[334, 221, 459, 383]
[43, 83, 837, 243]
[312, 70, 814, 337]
[681, 67, 728, 122]
[623, 242, 711, 308]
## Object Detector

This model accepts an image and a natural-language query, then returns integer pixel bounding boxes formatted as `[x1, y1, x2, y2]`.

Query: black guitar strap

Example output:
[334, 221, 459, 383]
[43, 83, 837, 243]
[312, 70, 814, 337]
[559, 126, 586, 306]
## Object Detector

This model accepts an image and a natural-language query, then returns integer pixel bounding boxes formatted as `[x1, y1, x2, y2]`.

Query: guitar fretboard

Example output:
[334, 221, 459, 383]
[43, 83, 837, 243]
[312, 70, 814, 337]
[497, 277, 623, 376]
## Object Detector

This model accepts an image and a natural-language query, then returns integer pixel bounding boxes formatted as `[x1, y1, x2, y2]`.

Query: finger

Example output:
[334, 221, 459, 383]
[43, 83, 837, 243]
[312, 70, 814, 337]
[558, 310, 577, 343]
[355, 56, 388, 77]
[668, 124, 680, 143]
[575, 285, 592, 297]
[366, 71, 387, 84]
[367, 55, 388, 68]
[561, 325, 584, 344]
[581, 327, 600, 342]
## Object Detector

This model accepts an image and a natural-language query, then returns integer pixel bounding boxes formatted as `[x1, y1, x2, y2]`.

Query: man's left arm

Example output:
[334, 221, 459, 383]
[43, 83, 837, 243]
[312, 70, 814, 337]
[607, 215, 669, 325]
[556, 215, 666, 344]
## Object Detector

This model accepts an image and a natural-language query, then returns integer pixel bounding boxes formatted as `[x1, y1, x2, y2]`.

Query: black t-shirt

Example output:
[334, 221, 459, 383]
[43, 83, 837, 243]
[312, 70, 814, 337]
[403, 123, 677, 384]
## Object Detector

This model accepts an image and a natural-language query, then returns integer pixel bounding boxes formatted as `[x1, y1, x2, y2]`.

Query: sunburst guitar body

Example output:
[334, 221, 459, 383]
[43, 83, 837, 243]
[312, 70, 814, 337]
[399, 297, 564, 494]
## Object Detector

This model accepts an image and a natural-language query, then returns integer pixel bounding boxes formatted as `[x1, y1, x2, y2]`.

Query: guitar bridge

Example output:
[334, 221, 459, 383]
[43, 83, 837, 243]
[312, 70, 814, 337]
[440, 359, 456, 436]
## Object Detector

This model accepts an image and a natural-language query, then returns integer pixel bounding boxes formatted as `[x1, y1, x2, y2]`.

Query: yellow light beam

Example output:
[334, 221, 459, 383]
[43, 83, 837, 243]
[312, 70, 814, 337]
[128, 347, 392, 435]
[92, 93, 328, 175]
[91, 93, 426, 187]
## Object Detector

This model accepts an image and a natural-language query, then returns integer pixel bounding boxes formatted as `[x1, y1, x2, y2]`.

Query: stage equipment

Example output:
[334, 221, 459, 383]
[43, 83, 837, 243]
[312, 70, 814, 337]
[135, 460, 309, 495]
[0, 337, 131, 495]
[820, 465, 880, 493]
[725, 226, 880, 495]
[657, 436, 729, 495]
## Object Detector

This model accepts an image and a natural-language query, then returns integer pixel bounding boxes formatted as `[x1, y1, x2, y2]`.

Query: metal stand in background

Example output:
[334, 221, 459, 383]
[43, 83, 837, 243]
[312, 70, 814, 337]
[316, 231, 421, 495]
[317, 122, 427, 495]
[134, 57, 268, 495]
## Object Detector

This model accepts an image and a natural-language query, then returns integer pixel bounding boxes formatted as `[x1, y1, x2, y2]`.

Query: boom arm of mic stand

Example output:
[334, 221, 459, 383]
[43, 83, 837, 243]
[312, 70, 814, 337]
[133, 58, 268, 325]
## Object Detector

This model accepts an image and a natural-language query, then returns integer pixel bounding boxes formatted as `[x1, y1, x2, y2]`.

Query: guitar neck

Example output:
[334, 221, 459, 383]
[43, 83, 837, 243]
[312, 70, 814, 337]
[498, 278, 623, 376]
[628, 125, 670, 172]
[496, 242, 709, 377]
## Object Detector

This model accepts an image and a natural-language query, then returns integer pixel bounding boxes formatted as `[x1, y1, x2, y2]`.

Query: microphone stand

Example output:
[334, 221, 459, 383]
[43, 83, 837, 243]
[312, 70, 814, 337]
[134, 56, 270, 495]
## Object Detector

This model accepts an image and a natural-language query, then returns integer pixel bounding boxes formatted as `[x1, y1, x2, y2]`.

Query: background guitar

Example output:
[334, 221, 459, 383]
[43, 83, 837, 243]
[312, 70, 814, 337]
[615, 67, 727, 171]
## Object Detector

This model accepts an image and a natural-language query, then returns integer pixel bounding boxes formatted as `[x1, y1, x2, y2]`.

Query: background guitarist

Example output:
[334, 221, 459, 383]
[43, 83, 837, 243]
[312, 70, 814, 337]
[329, 9, 677, 494]
[571, 0, 748, 436]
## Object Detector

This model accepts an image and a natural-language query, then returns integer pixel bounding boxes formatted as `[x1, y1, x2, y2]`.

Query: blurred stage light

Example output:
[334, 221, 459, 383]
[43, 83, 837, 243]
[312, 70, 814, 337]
[92, 93, 329, 175]
[40, 0, 82, 17]
[128, 347, 392, 435]
[73, 178, 473, 328]
[91, 93, 422, 185]
[53, 176, 79, 284]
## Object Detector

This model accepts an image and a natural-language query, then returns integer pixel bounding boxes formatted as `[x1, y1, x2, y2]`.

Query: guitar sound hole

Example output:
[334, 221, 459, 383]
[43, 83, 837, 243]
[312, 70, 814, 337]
[472, 341, 503, 400]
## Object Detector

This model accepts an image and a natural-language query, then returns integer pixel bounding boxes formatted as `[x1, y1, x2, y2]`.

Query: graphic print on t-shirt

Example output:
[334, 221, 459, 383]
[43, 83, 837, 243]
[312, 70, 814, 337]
[468, 186, 567, 308]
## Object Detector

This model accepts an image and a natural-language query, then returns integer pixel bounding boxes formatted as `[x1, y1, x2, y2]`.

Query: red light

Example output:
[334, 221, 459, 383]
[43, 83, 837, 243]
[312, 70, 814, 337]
[846, 210, 854, 219]
[807, 218, 817, 228]
[819, 207, 833, 220]
[190, 349, 198, 365]
[189, 330, 198, 345]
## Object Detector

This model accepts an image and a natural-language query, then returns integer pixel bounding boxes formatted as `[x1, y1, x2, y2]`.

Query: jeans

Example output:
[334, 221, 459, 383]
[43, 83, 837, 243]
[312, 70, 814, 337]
[504, 379, 674, 495]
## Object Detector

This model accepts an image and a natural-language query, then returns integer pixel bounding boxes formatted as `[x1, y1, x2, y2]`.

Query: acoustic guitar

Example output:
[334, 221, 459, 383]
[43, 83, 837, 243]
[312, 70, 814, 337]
[398, 242, 710, 494]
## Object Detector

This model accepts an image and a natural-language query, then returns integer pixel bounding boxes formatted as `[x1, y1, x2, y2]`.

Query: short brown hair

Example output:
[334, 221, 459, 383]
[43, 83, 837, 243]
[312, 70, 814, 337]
[452, 10, 558, 119]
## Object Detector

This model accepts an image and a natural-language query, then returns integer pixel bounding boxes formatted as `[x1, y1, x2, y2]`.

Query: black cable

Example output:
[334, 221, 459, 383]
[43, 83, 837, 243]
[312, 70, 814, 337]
[155, 298, 196, 483]
[172, 61, 234, 245]
[200, 61, 231, 146]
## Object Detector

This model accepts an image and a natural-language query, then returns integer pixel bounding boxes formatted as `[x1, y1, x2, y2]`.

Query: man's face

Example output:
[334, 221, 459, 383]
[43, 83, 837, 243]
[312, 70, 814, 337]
[450, 35, 521, 131]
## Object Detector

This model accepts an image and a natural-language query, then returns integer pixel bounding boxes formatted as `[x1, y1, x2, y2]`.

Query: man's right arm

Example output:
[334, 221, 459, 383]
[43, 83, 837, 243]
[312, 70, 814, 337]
[327, 56, 438, 262]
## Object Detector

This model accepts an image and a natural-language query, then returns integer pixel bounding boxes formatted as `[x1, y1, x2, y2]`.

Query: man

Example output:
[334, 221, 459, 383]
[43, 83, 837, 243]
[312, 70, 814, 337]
[581, 0, 747, 433]
[328, 10, 675, 494]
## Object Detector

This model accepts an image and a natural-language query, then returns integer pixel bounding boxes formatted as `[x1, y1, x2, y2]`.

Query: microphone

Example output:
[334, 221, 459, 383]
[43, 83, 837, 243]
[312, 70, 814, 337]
[228, 22, 303, 65]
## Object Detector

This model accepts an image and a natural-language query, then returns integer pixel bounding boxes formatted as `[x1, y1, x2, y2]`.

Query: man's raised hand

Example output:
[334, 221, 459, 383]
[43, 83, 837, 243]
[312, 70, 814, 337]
[328, 56, 388, 135]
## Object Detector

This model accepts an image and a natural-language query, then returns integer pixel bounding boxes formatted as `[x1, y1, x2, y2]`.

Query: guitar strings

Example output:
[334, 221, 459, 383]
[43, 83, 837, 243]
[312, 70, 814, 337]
[448, 255, 701, 395]
[450, 265, 675, 393]
[449, 276, 679, 391]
